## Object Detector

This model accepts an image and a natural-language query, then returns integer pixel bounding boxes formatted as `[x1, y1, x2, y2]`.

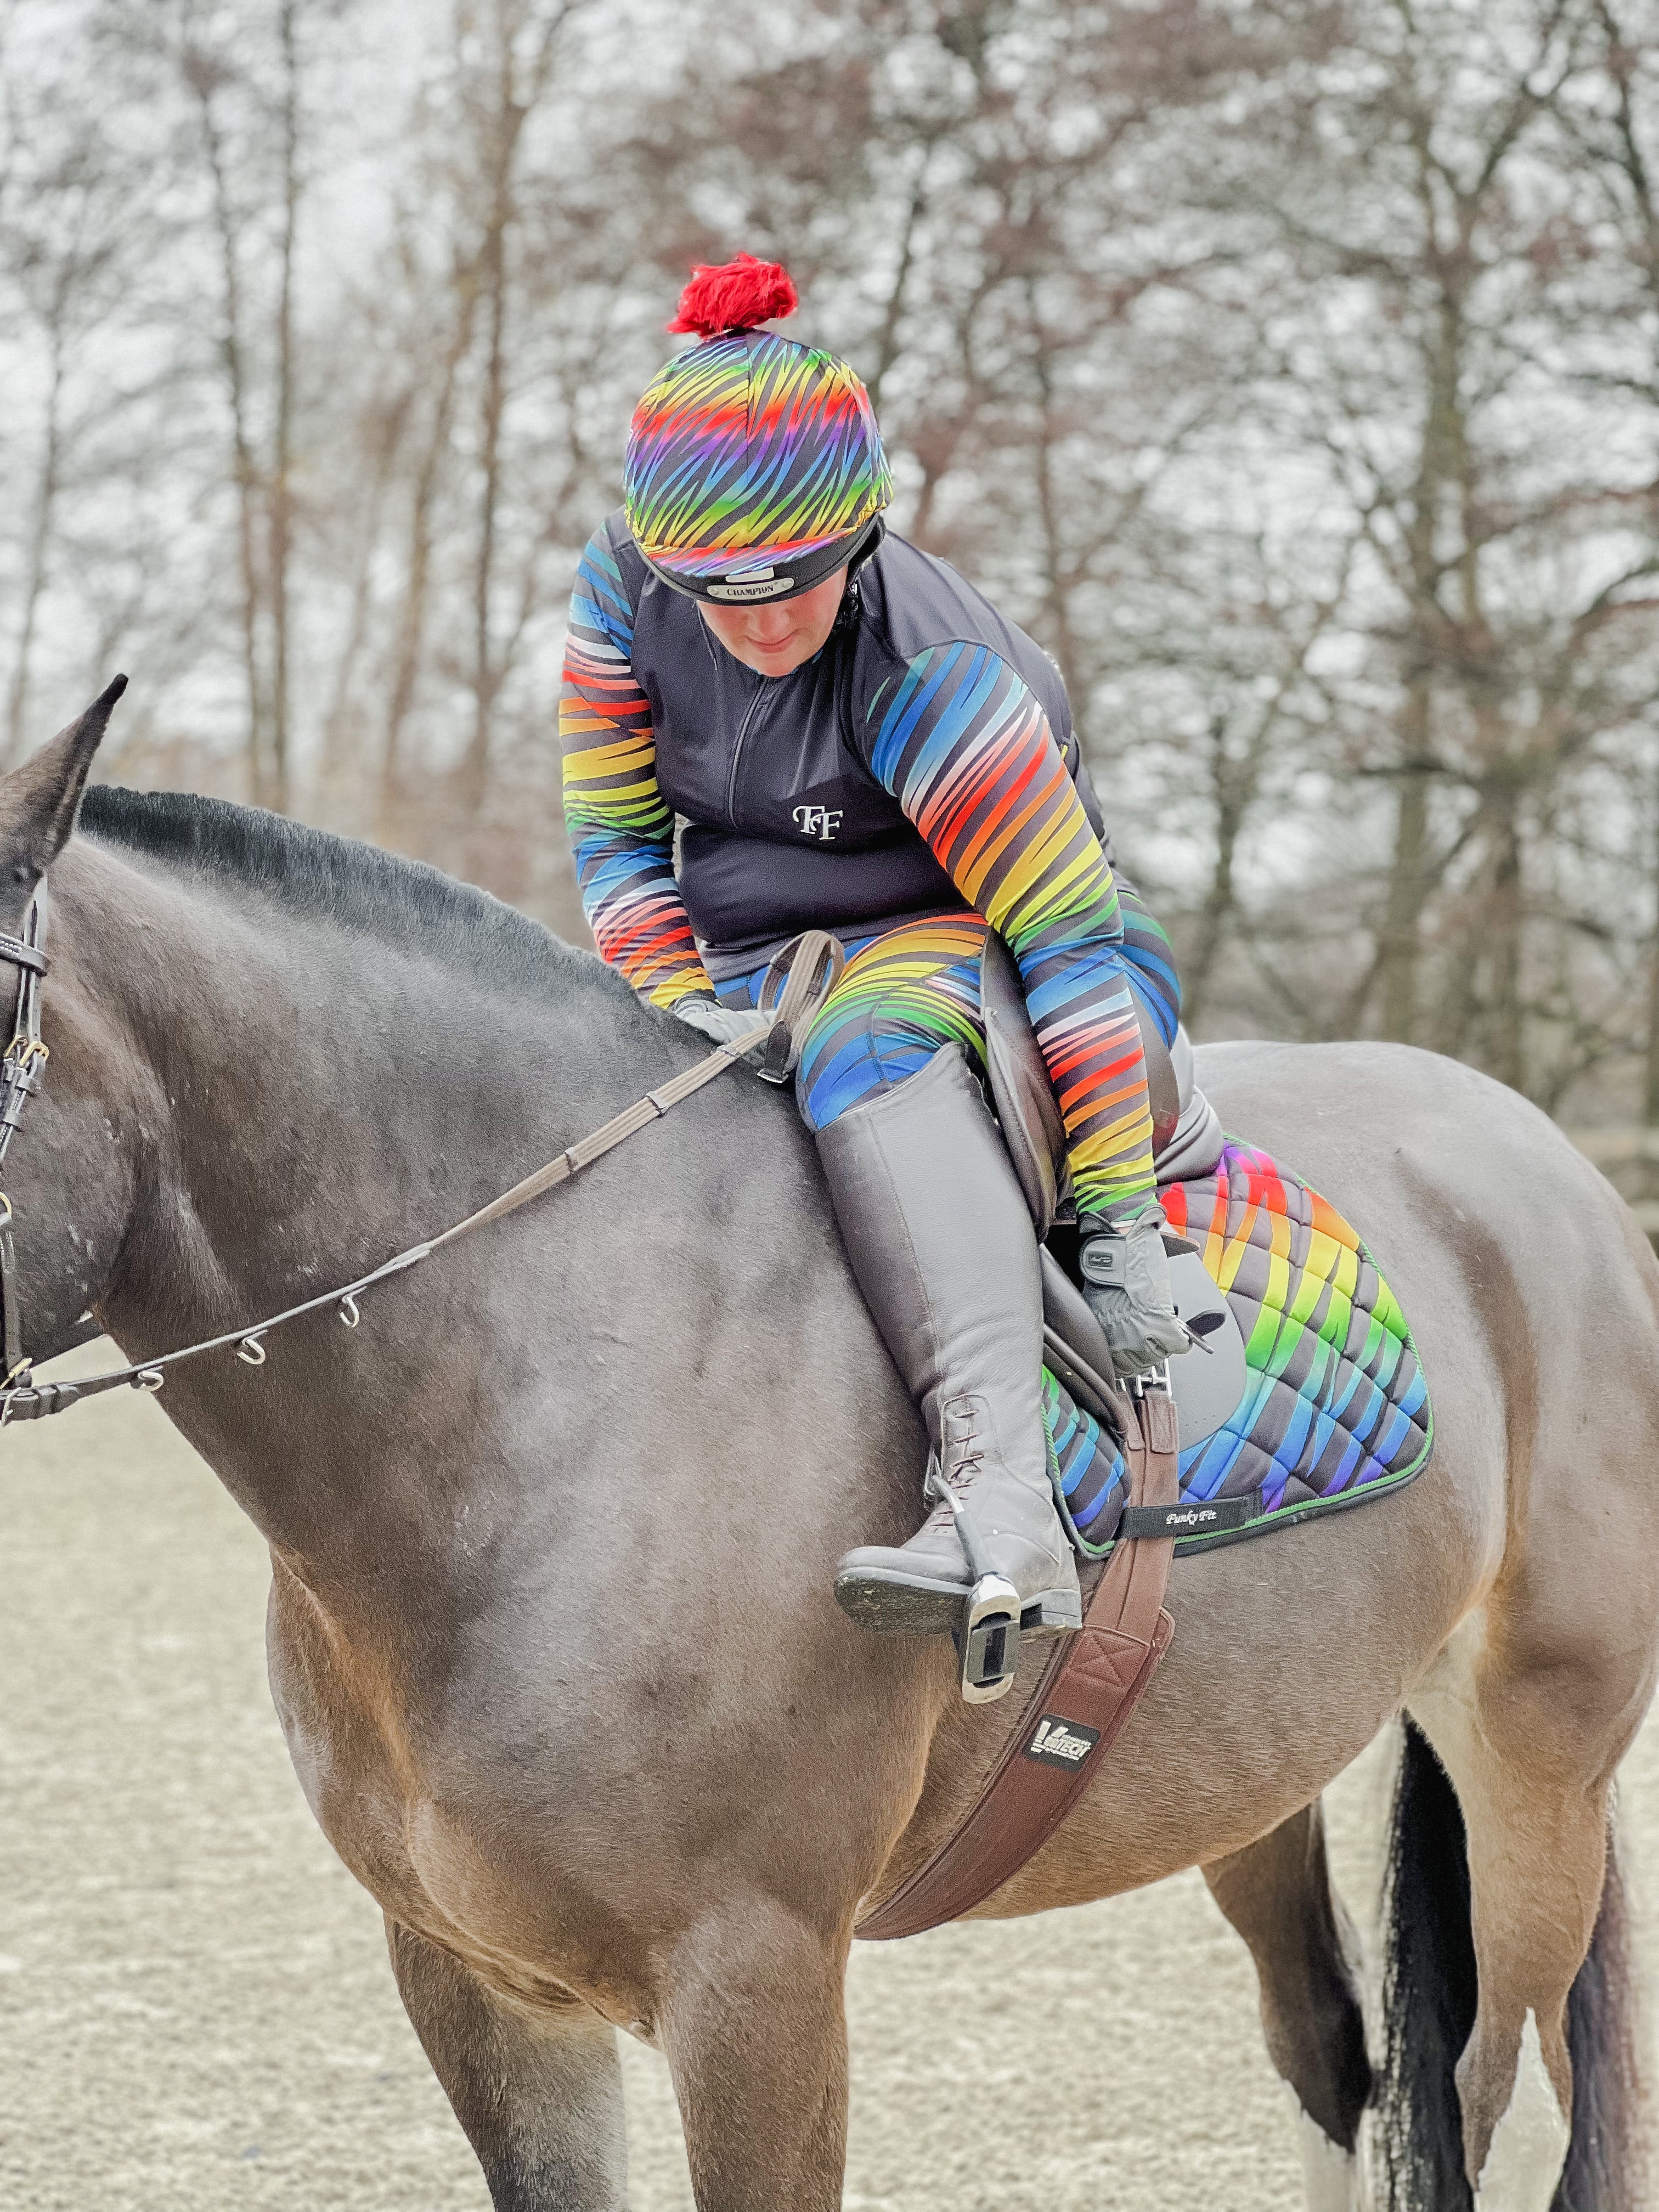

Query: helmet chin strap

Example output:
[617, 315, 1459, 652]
[844, 513, 885, 580]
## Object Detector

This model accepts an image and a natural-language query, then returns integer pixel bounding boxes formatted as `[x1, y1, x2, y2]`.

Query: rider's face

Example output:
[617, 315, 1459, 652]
[697, 566, 849, 676]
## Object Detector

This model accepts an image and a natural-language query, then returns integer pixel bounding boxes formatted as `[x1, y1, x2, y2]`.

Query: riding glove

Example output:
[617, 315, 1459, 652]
[1077, 1201, 1189, 1381]
[673, 996, 772, 1049]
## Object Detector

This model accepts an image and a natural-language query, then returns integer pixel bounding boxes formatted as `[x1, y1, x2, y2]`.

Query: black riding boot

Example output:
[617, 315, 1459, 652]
[817, 1046, 1081, 1677]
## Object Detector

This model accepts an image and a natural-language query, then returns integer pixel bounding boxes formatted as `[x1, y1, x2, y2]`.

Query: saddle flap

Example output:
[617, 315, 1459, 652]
[1042, 1241, 1251, 1455]
[979, 932, 1066, 1236]
[979, 932, 1186, 1234]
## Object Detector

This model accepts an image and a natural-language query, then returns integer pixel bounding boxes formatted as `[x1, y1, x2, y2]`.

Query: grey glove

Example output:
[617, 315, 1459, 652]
[1078, 1202, 1189, 1381]
[673, 996, 772, 1051]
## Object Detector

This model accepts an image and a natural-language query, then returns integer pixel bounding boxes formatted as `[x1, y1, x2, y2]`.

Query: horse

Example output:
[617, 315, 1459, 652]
[2, 684, 1654, 2212]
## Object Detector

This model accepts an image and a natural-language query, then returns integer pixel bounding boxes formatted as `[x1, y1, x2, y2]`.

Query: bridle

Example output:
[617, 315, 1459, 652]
[0, 883, 53, 1389]
[0, 883, 843, 1427]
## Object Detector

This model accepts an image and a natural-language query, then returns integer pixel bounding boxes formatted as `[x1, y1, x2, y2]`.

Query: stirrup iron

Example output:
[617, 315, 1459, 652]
[927, 1465, 1024, 1705]
[958, 1573, 1023, 1703]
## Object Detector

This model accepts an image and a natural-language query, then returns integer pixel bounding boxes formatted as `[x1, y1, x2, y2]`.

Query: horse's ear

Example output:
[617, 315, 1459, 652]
[0, 676, 128, 888]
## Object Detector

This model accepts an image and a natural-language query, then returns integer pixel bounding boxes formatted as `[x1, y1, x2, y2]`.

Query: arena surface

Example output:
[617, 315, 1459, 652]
[2, 1350, 1652, 2209]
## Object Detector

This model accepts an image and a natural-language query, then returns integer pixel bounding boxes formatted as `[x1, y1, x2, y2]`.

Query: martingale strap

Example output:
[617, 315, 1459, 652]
[855, 1384, 1180, 1942]
[0, 927, 845, 1425]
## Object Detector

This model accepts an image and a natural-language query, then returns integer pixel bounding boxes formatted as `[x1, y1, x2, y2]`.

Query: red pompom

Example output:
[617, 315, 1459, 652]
[668, 253, 798, 337]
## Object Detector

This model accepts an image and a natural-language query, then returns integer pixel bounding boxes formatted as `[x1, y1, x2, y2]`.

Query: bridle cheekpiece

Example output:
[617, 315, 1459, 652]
[0, 882, 51, 1388]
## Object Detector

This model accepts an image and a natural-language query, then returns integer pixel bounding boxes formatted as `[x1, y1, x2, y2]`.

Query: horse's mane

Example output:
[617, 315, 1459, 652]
[78, 784, 593, 993]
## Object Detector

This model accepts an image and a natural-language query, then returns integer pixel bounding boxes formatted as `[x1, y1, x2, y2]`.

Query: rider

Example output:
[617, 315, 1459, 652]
[561, 254, 1186, 1664]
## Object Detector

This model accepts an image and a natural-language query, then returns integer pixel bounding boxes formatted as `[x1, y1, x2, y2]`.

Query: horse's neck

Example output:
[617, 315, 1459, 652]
[59, 836, 656, 1405]
[52, 835, 825, 1587]
[44, 837, 852, 1662]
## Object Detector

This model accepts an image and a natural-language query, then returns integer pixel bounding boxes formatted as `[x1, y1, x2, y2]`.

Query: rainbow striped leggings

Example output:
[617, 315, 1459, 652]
[716, 898, 1178, 1542]
[715, 893, 1180, 1220]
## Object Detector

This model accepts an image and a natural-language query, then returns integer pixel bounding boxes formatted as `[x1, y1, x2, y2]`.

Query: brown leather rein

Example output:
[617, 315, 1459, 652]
[0, 897, 844, 1426]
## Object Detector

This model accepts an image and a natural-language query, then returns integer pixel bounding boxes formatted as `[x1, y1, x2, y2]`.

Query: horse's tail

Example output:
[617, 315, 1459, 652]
[1376, 1718, 1644, 2212]
[1555, 1839, 1645, 2212]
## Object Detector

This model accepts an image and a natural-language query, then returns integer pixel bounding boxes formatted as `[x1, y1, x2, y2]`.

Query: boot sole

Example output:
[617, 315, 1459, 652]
[834, 1567, 1082, 1639]
[835, 1567, 969, 1637]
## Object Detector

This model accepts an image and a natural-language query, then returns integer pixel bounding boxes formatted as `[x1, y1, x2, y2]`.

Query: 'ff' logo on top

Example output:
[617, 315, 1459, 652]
[792, 805, 843, 843]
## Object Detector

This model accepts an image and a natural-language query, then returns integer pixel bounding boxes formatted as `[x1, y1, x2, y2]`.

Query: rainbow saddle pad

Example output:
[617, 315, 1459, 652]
[1042, 1141, 1434, 1559]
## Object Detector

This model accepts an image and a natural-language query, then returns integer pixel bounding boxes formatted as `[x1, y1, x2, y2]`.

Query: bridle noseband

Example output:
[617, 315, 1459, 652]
[0, 891, 844, 1426]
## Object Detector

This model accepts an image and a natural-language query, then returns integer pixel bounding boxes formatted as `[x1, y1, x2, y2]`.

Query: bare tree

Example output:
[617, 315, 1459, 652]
[0, 109, 139, 763]
[268, 0, 301, 811]
[180, 16, 271, 804]
[3, 0, 1658, 1121]
[1578, 2, 1659, 1118]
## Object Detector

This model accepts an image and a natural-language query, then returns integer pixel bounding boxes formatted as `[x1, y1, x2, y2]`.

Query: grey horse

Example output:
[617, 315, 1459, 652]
[3, 686, 1654, 2211]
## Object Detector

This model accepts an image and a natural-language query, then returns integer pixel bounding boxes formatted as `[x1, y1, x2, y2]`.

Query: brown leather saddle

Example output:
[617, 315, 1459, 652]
[979, 929, 1198, 1239]
[978, 930, 1237, 1420]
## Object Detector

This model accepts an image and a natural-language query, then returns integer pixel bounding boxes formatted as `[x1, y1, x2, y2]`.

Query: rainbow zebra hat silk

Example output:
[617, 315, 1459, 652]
[624, 255, 891, 603]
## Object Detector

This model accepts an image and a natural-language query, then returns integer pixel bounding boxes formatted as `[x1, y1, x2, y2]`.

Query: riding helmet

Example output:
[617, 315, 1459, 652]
[624, 253, 891, 604]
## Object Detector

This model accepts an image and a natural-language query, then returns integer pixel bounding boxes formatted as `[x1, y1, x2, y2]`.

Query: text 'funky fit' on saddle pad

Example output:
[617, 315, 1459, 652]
[1043, 1141, 1433, 1557]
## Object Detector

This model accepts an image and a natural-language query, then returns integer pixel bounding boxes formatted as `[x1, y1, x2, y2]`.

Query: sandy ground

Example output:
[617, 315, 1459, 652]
[2, 1350, 1655, 2210]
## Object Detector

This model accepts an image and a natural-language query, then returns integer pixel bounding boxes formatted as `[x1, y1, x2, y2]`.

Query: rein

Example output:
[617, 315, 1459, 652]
[0, 888, 843, 1427]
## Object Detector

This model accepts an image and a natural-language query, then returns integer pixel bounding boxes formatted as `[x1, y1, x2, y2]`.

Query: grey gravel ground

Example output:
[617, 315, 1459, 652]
[2, 1350, 1654, 2210]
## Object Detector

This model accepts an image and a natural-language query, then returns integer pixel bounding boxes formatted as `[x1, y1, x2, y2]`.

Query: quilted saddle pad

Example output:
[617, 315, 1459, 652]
[1043, 1140, 1433, 1558]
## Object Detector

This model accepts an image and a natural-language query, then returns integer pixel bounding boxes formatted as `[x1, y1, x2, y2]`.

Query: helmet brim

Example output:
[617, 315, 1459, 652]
[639, 516, 885, 605]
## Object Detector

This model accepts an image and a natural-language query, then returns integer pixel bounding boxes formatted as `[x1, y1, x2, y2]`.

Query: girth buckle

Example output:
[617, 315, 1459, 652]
[1130, 1359, 1174, 1400]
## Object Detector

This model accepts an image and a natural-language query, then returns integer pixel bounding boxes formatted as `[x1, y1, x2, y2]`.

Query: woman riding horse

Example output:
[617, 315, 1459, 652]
[560, 254, 1187, 1662]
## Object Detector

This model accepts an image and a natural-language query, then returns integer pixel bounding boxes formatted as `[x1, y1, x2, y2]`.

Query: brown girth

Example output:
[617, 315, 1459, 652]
[856, 1384, 1179, 1940]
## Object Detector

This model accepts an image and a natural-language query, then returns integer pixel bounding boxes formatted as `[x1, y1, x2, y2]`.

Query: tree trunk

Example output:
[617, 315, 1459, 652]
[461, 15, 517, 816]
[1485, 792, 1525, 1092]
[1180, 715, 1240, 1031]
[268, 0, 301, 816]
[5, 313, 66, 768]
[380, 286, 476, 834]
[319, 384, 411, 802]
[1025, 277, 1085, 712]
[865, 147, 931, 416]
[459, 0, 574, 816]
[1380, 743, 1432, 1046]
[192, 54, 269, 806]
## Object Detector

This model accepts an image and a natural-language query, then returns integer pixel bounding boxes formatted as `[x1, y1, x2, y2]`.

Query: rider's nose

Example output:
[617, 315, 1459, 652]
[748, 606, 795, 645]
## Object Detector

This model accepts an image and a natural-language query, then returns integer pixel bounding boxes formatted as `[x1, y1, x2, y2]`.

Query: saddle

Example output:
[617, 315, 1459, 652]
[978, 931, 1237, 1444]
[979, 929, 1224, 1230]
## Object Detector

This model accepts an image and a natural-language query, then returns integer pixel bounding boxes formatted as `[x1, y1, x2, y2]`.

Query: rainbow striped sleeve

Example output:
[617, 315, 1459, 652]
[868, 644, 1158, 1216]
[559, 531, 713, 1008]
